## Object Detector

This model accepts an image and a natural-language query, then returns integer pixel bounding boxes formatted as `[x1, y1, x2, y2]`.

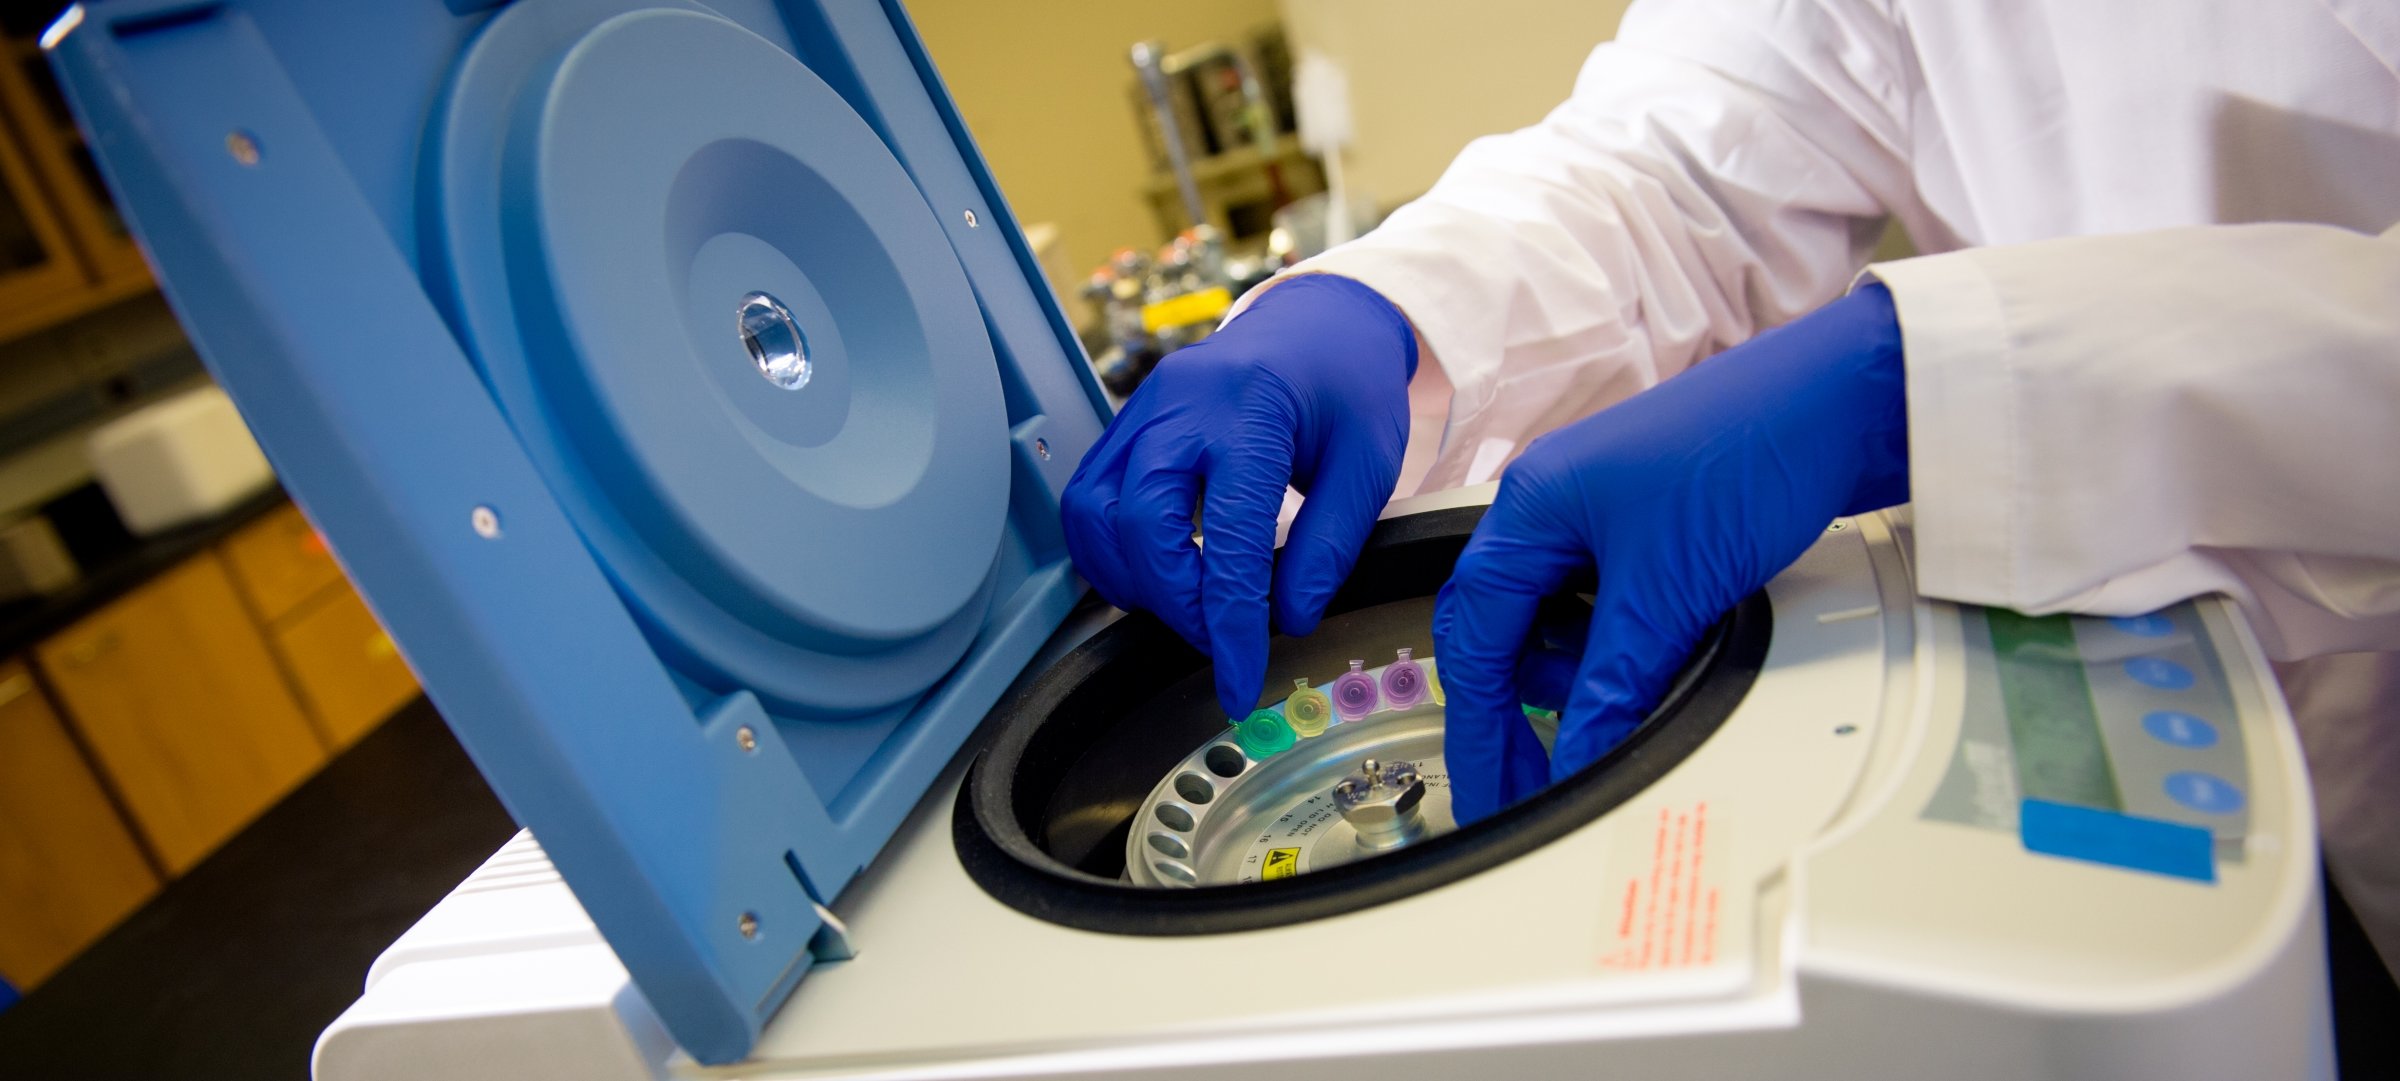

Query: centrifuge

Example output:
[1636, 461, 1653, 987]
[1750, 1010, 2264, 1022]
[44, 1, 2331, 1078]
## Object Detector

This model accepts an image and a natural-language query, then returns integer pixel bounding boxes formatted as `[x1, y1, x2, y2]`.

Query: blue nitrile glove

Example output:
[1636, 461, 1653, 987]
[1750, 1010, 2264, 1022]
[1062, 274, 1418, 718]
[1434, 283, 1909, 823]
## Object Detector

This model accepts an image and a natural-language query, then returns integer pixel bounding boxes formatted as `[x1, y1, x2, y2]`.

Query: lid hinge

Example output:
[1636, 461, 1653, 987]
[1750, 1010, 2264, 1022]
[782, 851, 855, 963]
[805, 900, 855, 963]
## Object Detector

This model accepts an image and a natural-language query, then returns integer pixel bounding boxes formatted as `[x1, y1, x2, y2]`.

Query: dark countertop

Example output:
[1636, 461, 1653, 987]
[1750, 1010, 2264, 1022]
[0, 484, 290, 659]
[0, 699, 518, 1081]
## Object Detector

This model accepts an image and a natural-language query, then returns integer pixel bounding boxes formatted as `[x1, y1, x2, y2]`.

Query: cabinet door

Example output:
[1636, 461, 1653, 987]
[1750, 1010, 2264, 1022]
[221, 502, 343, 625]
[37, 554, 327, 874]
[0, 118, 87, 341]
[0, 36, 148, 286]
[0, 659, 159, 989]
[275, 582, 420, 750]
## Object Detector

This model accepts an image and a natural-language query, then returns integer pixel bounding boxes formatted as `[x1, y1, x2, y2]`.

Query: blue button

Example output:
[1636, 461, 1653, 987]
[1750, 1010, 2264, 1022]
[2142, 710, 2219, 748]
[2164, 771, 2245, 814]
[2110, 613, 2175, 638]
[2125, 657, 2196, 690]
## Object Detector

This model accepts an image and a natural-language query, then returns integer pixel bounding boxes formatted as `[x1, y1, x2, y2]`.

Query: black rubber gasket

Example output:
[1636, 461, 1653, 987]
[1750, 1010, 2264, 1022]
[954, 505, 1772, 935]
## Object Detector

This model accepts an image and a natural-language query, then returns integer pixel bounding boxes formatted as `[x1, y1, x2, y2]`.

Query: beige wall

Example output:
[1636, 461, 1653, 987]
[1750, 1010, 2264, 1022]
[909, 0, 1283, 287]
[1277, 0, 1632, 209]
[908, 0, 1645, 291]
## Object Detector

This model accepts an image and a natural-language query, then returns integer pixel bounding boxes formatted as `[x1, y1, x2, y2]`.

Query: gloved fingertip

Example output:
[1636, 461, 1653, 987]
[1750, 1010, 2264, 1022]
[1514, 648, 1577, 714]
[1446, 751, 1508, 825]
[1271, 582, 1333, 637]
[1449, 724, 1547, 825]
[1215, 681, 1260, 722]
[1449, 787, 1498, 826]
[1212, 643, 1267, 720]
[1503, 721, 1551, 807]
[1549, 709, 1643, 783]
[1275, 609, 1324, 638]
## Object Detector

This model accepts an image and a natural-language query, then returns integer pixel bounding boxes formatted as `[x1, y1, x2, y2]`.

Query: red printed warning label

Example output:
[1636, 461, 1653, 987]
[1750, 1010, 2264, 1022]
[1597, 802, 1724, 971]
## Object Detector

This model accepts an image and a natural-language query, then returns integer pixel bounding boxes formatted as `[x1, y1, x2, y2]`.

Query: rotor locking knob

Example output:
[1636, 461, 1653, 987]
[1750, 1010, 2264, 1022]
[1331, 757, 1429, 852]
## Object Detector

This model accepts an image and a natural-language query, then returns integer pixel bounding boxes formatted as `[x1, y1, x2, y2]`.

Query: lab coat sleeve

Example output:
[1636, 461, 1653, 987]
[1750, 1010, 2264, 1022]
[1873, 222, 2400, 661]
[1260, 0, 1916, 490]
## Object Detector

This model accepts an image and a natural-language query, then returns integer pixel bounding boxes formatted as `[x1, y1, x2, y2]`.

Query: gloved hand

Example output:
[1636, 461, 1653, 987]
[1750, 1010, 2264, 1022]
[1062, 274, 1418, 717]
[1434, 283, 1909, 823]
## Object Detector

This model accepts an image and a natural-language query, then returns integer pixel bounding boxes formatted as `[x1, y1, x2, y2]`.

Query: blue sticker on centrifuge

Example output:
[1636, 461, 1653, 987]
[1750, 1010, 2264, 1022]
[2019, 798, 2215, 883]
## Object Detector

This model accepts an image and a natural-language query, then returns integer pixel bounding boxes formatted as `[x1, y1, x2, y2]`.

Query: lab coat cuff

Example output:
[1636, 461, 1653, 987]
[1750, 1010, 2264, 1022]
[1234, 255, 1475, 385]
[1861, 253, 2020, 604]
[1227, 249, 1496, 485]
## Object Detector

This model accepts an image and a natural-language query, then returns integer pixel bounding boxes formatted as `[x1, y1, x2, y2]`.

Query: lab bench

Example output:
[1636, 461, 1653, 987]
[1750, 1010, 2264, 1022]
[0, 488, 420, 992]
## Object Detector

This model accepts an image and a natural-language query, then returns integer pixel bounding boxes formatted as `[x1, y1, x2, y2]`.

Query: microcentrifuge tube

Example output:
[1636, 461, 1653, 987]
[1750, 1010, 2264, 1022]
[1423, 657, 1445, 706]
[1284, 679, 1334, 737]
[1381, 647, 1427, 708]
[1236, 709, 1297, 758]
[1333, 659, 1379, 721]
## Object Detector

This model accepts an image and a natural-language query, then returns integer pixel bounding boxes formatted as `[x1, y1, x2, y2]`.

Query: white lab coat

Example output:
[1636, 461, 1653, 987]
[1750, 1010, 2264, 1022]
[1268, 0, 2400, 971]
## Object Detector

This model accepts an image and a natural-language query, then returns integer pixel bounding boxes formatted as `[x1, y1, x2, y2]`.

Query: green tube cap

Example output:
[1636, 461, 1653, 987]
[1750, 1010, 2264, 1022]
[1235, 709, 1298, 758]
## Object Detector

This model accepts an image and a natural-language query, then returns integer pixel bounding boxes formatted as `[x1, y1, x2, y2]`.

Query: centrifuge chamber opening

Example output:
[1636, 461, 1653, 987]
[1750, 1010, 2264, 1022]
[954, 506, 1772, 935]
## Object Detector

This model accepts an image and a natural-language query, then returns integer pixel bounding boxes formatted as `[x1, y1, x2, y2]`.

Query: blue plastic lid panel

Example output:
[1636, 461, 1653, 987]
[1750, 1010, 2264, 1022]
[47, 0, 1106, 1064]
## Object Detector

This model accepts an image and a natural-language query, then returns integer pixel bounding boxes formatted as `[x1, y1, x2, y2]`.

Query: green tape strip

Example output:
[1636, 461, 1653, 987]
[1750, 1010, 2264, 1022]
[1985, 609, 2121, 810]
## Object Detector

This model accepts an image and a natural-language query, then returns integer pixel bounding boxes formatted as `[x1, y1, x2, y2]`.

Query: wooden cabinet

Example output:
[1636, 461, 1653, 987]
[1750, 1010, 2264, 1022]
[222, 503, 344, 624]
[0, 37, 147, 285]
[0, 33, 153, 343]
[275, 586, 418, 751]
[0, 659, 158, 990]
[35, 554, 327, 874]
[22, 502, 417, 877]
[0, 113, 86, 337]
[0, 499, 420, 978]
[224, 502, 420, 749]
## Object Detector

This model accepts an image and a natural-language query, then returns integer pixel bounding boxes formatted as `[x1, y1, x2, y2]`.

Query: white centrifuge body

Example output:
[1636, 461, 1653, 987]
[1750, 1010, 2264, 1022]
[316, 496, 2329, 1081]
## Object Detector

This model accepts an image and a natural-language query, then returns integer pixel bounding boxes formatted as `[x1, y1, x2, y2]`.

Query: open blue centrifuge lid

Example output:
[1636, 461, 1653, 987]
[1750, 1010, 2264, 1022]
[47, 0, 1108, 1063]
